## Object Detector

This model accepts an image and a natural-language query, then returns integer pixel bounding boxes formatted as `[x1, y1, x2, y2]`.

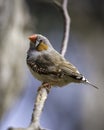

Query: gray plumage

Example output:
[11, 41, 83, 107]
[27, 34, 98, 89]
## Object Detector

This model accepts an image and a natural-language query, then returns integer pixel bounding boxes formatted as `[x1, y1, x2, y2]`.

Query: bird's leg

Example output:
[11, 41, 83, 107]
[38, 82, 52, 93]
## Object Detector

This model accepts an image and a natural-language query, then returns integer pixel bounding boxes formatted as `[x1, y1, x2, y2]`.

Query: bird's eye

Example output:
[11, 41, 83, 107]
[39, 40, 42, 43]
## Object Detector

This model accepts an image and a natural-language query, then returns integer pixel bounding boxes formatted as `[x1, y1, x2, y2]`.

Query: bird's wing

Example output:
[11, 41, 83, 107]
[27, 51, 83, 80]
[27, 54, 59, 75]
[59, 60, 83, 80]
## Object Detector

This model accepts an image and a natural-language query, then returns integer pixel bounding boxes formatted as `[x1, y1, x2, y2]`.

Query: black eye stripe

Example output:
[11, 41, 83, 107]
[35, 39, 43, 47]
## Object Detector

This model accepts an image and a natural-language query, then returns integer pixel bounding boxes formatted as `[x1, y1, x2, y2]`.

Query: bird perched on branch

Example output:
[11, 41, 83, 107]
[27, 34, 98, 89]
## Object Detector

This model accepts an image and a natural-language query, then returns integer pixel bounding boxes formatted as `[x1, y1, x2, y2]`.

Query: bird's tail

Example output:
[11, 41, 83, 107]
[82, 77, 99, 89]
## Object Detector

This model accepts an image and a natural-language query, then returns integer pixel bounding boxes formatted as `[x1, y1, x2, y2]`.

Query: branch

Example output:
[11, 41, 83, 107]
[9, 84, 51, 130]
[53, 0, 70, 57]
[29, 85, 50, 130]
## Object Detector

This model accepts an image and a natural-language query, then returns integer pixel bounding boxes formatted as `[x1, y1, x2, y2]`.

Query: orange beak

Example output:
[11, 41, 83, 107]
[28, 34, 37, 42]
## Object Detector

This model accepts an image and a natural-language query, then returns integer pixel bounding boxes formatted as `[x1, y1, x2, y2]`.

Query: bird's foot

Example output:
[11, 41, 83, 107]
[38, 82, 51, 93]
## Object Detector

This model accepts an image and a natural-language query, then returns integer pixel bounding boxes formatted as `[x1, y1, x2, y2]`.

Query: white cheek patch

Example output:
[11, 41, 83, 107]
[35, 40, 40, 47]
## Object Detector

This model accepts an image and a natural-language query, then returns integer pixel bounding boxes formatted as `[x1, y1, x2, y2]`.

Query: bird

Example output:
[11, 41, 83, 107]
[27, 34, 98, 89]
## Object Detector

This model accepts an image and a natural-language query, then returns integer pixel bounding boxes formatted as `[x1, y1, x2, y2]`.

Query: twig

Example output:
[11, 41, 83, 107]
[53, 0, 70, 57]
[8, 84, 50, 130]
[29, 85, 50, 130]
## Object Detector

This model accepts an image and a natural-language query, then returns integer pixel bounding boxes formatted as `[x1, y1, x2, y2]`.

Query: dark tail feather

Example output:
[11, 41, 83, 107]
[85, 80, 99, 89]
[81, 76, 99, 89]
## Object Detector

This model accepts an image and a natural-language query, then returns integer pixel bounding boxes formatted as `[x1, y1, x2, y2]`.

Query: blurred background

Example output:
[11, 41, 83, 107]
[0, 0, 104, 130]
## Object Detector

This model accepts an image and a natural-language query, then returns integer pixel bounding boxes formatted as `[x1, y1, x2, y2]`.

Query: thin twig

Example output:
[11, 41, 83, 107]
[53, 0, 70, 57]
[8, 85, 50, 130]
[29, 86, 50, 130]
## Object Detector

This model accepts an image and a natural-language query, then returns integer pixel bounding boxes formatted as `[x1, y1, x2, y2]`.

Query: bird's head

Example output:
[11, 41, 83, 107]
[28, 34, 53, 53]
